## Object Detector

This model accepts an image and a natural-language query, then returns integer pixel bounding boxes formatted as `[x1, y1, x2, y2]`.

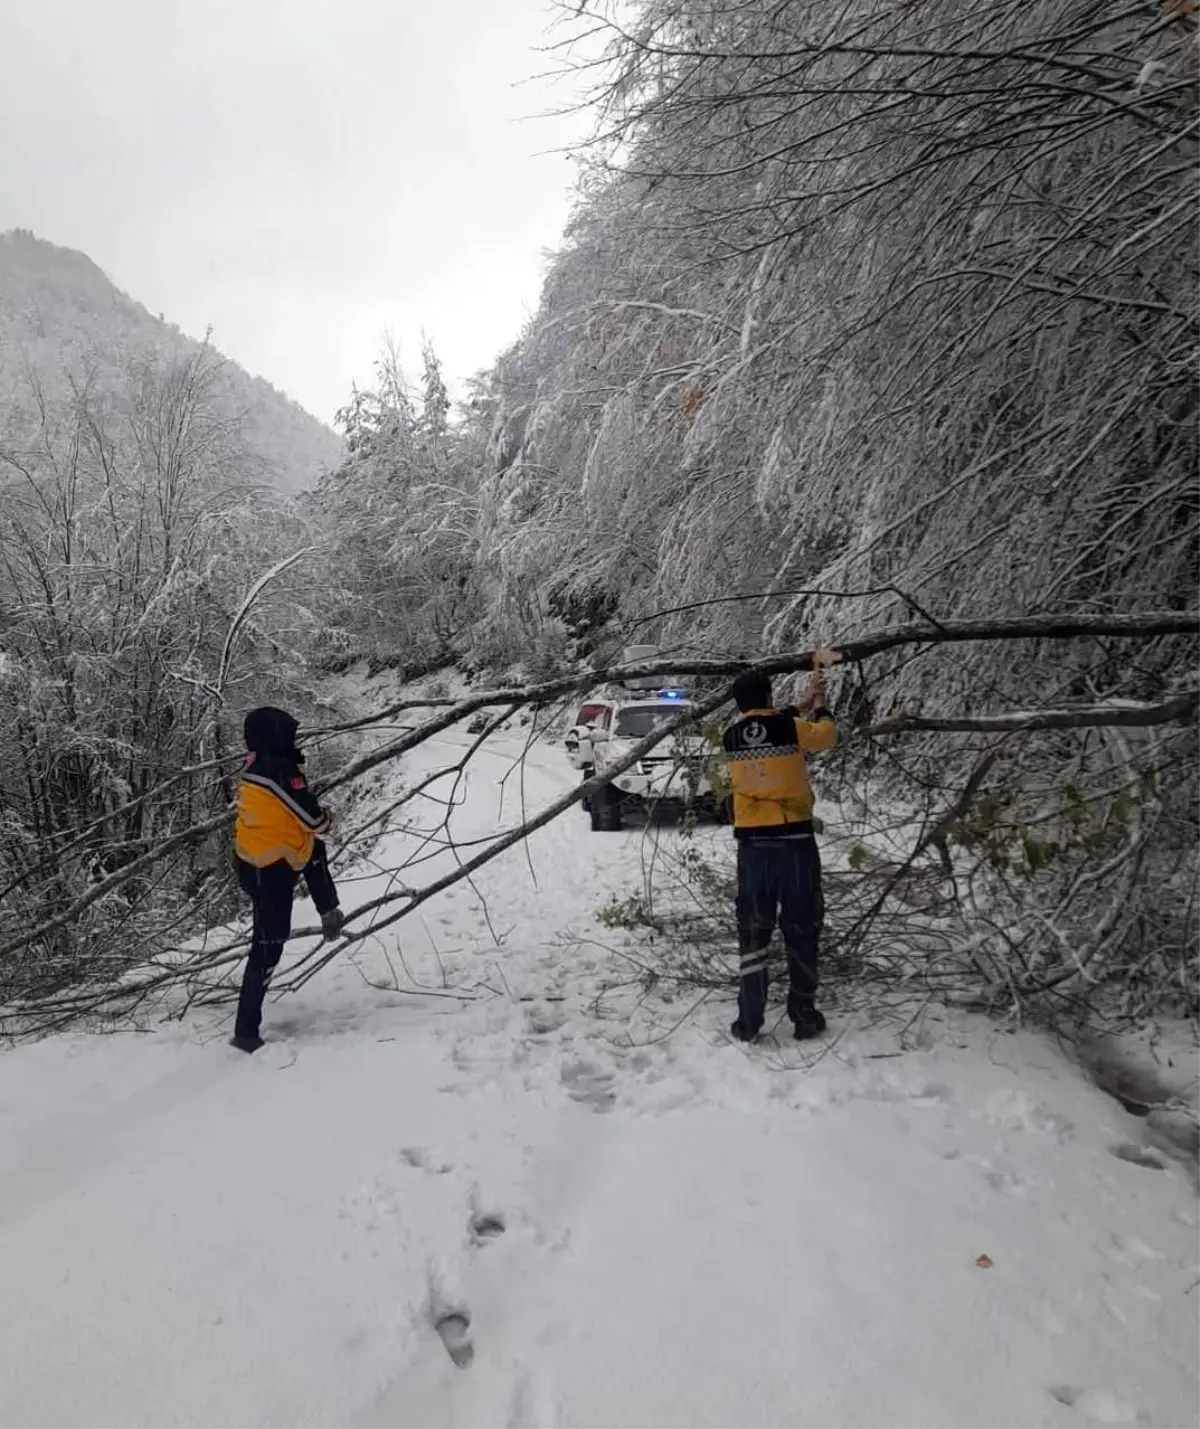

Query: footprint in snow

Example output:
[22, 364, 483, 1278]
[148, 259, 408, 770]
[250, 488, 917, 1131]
[433, 1308, 474, 1368]
[983, 1088, 1074, 1143]
[944, 1148, 1036, 1199]
[1108, 1141, 1166, 1171]
[524, 1002, 566, 1037]
[561, 1057, 617, 1112]
[469, 1210, 507, 1244]
[1048, 1384, 1146, 1425]
[400, 1146, 454, 1175]
[980, 1163, 1034, 1198]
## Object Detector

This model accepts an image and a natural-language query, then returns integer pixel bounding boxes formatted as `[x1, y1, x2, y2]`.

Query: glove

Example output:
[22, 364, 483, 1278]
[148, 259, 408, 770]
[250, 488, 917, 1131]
[320, 907, 345, 941]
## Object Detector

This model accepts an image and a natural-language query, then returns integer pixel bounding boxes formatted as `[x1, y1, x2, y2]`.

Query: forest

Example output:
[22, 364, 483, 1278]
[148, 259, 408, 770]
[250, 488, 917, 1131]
[1, 0, 1196, 1042]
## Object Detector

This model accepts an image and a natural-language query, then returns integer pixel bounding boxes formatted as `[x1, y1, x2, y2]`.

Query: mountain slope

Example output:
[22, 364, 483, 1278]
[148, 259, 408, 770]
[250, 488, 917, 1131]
[0, 228, 343, 491]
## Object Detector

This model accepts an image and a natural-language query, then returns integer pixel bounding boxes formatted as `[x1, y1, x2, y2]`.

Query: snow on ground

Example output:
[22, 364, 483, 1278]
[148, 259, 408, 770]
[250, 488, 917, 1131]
[1, 721, 1197, 1429]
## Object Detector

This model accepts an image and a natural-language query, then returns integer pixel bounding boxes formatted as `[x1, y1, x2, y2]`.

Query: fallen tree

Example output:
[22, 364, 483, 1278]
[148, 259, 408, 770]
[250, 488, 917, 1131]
[1, 608, 1196, 1037]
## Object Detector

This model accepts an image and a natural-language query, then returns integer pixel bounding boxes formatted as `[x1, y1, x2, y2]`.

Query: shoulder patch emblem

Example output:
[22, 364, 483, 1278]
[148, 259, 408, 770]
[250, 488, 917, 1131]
[289, 776, 307, 790]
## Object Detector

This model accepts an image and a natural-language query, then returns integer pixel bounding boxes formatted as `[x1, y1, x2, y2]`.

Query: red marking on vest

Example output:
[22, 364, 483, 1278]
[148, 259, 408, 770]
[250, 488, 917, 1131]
[289, 776, 306, 790]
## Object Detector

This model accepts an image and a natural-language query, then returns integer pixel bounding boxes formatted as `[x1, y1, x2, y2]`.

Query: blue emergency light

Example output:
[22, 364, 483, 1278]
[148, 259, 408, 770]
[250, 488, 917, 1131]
[660, 687, 686, 699]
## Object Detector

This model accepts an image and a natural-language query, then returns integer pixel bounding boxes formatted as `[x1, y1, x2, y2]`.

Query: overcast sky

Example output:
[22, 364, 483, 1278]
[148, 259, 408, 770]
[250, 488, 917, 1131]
[0, 0, 594, 424]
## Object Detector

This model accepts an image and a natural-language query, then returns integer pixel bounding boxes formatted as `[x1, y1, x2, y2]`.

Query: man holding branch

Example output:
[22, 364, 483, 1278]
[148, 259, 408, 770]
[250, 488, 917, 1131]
[722, 651, 840, 1042]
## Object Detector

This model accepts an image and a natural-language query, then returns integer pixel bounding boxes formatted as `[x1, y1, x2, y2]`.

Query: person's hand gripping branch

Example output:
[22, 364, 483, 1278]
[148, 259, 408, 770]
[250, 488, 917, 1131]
[794, 647, 841, 715]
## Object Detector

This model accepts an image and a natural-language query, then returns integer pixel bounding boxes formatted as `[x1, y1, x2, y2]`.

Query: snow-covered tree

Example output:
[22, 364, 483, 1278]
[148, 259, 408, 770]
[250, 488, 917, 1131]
[0, 342, 320, 997]
[320, 340, 482, 671]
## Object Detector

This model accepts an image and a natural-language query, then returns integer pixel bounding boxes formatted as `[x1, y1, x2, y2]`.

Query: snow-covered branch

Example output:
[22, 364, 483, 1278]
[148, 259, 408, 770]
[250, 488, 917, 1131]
[868, 693, 1199, 736]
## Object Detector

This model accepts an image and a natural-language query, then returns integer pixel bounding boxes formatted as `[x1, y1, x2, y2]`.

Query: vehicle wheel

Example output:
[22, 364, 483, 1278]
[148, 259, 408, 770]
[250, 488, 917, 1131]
[590, 783, 623, 832]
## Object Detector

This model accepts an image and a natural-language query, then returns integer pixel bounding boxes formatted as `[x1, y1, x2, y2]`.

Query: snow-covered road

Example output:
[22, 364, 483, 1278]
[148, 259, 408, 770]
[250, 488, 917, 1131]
[1, 727, 1196, 1428]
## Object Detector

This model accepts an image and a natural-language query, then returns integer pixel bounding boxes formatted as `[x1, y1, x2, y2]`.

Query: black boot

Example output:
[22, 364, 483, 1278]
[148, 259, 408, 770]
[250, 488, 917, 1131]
[730, 1018, 759, 1043]
[792, 1006, 827, 1041]
[230, 1033, 265, 1054]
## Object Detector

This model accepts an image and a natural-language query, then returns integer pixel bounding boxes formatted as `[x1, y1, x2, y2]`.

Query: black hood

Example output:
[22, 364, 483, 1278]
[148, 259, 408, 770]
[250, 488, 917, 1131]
[243, 706, 302, 761]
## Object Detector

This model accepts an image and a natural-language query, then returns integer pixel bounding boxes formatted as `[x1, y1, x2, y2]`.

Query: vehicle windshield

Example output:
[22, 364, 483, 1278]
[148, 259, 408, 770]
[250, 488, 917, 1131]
[613, 705, 691, 739]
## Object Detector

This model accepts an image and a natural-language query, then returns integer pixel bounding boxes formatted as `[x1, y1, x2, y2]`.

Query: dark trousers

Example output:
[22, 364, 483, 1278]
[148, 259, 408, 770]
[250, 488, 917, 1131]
[735, 836, 824, 1035]
[234, 843, 338, 1039]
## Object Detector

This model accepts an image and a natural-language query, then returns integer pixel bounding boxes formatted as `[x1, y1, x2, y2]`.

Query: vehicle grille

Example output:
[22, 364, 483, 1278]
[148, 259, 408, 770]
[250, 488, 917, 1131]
[639, 755, 707, 777]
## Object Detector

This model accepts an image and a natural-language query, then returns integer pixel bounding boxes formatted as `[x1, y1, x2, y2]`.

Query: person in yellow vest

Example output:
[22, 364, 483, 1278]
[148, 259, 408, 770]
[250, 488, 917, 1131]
[722, 652, 839, 1042]
[231, 706, 344, 1053]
